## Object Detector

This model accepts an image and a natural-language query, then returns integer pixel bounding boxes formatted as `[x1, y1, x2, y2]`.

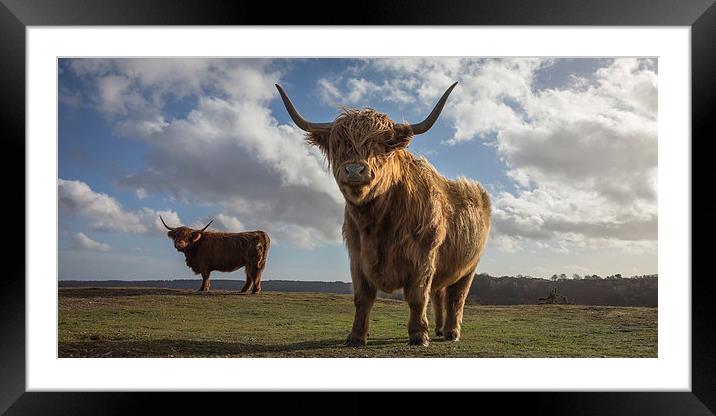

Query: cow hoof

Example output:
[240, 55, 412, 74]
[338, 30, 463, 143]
[444, 329, 460, 342]
[344, 334, 367, 347]
[198, 288, 209, 293]
[435, 328, 444, 337]
[408, 334, 430, 347]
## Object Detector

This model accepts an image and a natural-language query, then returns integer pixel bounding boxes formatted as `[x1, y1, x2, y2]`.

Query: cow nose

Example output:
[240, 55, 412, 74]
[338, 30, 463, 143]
[345, 164, 365, 176]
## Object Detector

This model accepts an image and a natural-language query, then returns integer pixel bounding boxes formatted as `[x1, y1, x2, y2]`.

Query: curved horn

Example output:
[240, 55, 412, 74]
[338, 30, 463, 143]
[159, 216, 176, 231]
[275, 84, 333, 132]
[409, 81, 458, 135]
[199, 219, 214, 232]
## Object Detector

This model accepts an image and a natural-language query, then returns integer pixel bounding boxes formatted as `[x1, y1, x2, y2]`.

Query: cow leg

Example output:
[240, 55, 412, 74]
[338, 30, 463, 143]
[345, 267, 377, 347]
[199, 271, 211, 292]
[430, 287, 446, 337]
[404, 282, 431, 346]
[247, 263, 262, 294]
[443, 271, 476, 342]
[240, 265, 254, 293]
[239, 279, 252, 293]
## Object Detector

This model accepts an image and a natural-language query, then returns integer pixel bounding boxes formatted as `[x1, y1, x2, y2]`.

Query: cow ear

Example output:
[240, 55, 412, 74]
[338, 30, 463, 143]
[306, 131, 329, 151]
[192, 232, 202, 243]
[386, 124, 414, 151]
[167, 230, 175, 238]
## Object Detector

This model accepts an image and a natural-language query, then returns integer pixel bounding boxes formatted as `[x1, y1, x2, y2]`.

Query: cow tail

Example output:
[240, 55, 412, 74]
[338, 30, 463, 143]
[257, 232, 270, 272]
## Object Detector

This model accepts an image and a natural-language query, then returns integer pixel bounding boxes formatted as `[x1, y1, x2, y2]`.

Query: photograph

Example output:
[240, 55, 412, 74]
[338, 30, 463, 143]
[4, 1, 708, 410]
[57, 57, 658, 358]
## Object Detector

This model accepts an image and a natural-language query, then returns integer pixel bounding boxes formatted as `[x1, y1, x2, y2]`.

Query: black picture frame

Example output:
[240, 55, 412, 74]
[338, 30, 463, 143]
[2, 0, 713, 414]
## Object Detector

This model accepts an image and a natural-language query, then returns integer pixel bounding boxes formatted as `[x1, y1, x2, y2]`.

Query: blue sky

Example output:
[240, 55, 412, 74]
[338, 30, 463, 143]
[58, 58, 657, 281]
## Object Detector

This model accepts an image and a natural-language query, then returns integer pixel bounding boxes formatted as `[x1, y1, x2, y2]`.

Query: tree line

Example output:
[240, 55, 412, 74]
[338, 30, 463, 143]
[60, 273, 657, 307]
[469, 273, 657, 306]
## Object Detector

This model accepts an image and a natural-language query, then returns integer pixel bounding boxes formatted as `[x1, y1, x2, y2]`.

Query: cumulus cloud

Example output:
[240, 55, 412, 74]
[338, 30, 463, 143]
[58, 178, 181, 236]
[190, 213, 244, 232]
[135, 188, 147, 200]
[63, 59, 344, 249]
[71, 232, 111, 252]
[62, 57, 657, 257]
[489, 234, 522, 253]
[318, 77, 414, 107]
[319, 58, 657, 254]
[488, 59, 657, 252]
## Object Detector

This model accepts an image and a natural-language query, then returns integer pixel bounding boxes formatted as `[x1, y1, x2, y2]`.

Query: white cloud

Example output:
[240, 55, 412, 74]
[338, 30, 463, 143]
[593, 58, 658, 115]
[58, 178, 181, 236]
[488, 60, 657, 252]
[96, 75, 133, 115]
[71, 232, 111, 252]
[489, 234, 522, 253]
[65, 59, 344, 249]
[190, 213, 244, 232]
[317, 76, 417, 108]
[319, 58, 657, 255]
[62, 57, 657, 258]
[317, 78, 344, 106]
[135, 188, 147, 200]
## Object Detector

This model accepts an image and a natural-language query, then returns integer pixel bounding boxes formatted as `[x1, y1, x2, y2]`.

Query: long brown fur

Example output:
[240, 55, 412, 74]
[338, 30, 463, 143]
[166, 227, 270, 294]
[305, 108, 491, 346]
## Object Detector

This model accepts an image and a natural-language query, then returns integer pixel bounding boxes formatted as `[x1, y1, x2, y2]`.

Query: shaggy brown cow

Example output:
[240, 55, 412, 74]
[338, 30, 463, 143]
[277, 82, 491, 346]
[160, 217, 270, 294]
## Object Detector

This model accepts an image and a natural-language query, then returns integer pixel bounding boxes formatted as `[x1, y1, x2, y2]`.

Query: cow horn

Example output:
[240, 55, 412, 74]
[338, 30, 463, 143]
[159, 216, 176, 231]
[199, 219, 214, 232]
[275, 84, 333, 132]
[409, 81, 458, 135]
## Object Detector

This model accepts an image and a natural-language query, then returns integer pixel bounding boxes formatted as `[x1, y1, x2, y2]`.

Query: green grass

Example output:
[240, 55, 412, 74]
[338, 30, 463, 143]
[58, 287, 657, 358]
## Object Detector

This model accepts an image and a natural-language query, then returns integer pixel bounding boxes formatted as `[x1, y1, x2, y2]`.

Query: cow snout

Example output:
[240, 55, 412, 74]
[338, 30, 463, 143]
[342, 163, 370, 183]
[345, 163, 365, 176]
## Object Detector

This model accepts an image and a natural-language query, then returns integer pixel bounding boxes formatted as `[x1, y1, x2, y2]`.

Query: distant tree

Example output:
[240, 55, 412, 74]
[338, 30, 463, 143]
[572, 273, 582, 280]
[537, 288, 572, 304]
[559, 273, 567, 280]
[615, 273, 622, 279]
[551, 274, 559, 281]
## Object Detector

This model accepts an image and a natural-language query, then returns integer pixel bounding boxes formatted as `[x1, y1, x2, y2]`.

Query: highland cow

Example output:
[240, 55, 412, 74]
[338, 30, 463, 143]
[277, 82, 491, 346]
[160, 217, 270, 294]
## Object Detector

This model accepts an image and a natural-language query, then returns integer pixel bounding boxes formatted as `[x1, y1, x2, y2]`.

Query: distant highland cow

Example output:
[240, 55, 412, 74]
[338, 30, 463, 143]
[160, 217, 270, 294]
[276, 82, 491, 346]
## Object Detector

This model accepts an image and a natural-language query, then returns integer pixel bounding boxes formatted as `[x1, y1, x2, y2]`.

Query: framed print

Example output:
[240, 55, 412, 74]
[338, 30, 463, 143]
[3, 0, 714, 414]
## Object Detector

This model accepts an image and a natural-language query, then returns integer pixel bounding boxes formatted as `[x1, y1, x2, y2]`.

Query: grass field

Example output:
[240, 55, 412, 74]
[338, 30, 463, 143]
[58, 287, 657, 358]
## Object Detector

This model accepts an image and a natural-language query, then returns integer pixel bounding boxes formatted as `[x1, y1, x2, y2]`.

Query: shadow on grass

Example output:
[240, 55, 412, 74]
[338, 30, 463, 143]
[58, 336, 410, 357]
